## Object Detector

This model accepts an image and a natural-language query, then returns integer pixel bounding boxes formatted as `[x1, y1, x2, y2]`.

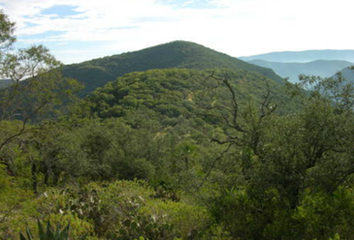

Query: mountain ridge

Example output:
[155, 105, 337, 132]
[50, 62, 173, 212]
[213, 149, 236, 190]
[249, 59, 354, 83]
[239, 49, 354, 63]
[62, 41, 285, 96]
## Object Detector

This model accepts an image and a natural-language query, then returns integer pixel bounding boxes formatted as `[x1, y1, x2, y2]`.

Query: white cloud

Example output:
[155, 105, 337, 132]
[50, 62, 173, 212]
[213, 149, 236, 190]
[1, 0, 353, 63]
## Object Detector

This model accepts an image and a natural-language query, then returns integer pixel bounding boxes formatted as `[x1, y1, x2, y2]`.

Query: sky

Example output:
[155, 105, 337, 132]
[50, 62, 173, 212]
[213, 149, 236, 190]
[0, 0, 353, 64]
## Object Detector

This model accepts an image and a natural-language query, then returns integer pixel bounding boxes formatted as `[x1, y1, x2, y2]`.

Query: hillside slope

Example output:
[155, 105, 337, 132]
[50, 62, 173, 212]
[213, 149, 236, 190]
[63, 41, 284, 96]
[340, 67, 354, 81]
[333, 67, 354, 82]
[87, 68, 299, 122]
[249, 60, 353, 83]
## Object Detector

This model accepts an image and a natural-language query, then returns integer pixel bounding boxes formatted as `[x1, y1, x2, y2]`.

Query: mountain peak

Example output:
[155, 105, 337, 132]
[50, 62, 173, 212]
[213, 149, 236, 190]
[63, 41, 284, 96]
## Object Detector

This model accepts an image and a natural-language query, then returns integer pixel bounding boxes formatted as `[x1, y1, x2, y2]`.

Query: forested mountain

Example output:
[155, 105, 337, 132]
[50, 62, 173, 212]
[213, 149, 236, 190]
[249, 59, 353, 83]
[62, 41, 284, 96]
[239, 49, 354, 63]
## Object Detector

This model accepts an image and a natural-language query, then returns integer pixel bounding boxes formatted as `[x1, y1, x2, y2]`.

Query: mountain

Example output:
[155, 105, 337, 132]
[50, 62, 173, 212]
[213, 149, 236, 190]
[334, 67, 354, 82]
[0, 79, 12, 89]
[62, 41, 284, 96]
[340, 67, 354, 81]
[239, 50, 354, 63]
[249, 60, 354, 83]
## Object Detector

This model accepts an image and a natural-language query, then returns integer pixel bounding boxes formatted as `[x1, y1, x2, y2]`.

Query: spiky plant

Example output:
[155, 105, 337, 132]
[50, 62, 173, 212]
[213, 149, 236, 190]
[20, 220, 70, 240]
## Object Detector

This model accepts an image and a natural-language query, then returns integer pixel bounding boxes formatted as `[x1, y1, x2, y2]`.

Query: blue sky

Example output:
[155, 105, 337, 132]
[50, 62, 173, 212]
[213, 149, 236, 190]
[40, 5, 83, 16]
[1, 0, 353, 64]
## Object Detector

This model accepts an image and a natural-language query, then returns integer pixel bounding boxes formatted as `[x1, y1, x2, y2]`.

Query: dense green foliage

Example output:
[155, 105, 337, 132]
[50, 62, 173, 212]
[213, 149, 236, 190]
[62, 41, 284, 96]
[2, 10, 354, 240]
[4, 66, 354, 239]
[86, 68, 297, 120]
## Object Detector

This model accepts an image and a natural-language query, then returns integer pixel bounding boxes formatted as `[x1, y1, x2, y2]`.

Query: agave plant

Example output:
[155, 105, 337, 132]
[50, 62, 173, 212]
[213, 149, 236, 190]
[20, 220, 70, 240]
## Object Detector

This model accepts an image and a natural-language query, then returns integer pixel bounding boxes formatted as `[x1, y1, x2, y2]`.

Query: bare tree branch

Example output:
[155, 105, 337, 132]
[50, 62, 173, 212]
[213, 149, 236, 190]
[194, 143, 232, 192]
[0, 203, 18, 224]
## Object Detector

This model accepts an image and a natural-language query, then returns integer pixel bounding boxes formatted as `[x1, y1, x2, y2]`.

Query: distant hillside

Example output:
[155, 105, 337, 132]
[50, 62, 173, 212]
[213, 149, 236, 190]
[249, 60, 354, 83]
[87, 68, 299, 121]
[340, 67, 354, 81]
[63, 41, 284, 96]
[240, 50, 354, 63]
[0, 79, 12, 89]
[333, 67, 354, 82]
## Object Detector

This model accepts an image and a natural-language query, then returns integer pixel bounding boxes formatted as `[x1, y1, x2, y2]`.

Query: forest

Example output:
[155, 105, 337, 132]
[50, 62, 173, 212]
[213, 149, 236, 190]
[1, 10, 354, 240]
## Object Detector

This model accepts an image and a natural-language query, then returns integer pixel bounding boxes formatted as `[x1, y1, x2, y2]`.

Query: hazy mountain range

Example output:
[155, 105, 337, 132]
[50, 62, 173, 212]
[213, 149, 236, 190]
[239, 50, 354, 63]
[248, 60, 353, 83]
[241, 50, 354, 83]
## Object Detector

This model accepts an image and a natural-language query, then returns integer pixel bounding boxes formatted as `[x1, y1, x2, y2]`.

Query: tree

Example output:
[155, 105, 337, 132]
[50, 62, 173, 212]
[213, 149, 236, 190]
[199, 70, 354, 239]
[0, 10, 15, 53]
[0, 11, 81, 178]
